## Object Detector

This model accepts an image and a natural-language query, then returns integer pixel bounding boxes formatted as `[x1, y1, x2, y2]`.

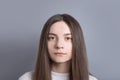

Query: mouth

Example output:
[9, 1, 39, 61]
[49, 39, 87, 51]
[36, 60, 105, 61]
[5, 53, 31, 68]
[54, 52, 66, 56]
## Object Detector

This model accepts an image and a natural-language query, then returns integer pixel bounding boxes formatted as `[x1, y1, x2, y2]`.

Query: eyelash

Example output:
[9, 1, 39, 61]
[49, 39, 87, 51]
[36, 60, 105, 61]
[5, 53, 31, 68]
[48, 36, 72, 41]
[65, 37, 72, 40]
[48, 36, 55, 40]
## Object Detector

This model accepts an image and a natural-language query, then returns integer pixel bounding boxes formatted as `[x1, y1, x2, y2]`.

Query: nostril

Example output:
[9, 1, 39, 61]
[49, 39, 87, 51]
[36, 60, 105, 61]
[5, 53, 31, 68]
[55, 39, 64, 49]
[56, 46, 64, 49]
[55, 43, 64, 49]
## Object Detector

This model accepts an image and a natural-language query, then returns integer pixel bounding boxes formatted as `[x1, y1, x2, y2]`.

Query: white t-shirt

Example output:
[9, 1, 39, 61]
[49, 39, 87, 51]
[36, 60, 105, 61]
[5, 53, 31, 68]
[18, 71, 98, 80]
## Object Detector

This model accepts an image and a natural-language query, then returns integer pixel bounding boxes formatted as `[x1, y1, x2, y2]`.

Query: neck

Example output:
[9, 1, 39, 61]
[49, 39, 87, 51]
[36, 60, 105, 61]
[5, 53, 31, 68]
[51, 61, 71, 73]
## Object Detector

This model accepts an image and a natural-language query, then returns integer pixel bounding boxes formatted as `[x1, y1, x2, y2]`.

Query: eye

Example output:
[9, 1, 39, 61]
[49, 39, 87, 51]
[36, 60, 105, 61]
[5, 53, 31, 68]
[65, 37, 72, 41]
[48, 36, 55, 41]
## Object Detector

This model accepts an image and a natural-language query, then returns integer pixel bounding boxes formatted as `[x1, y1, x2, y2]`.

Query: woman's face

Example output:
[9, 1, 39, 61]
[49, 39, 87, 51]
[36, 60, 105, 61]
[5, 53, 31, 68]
[47, 21, 72, 63]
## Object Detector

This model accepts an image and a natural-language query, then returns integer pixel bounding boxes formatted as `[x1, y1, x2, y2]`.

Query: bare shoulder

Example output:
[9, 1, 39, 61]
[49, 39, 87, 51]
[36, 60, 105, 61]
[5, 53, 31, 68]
[18, 71, 33, 80]
[89, 75, 98, 80]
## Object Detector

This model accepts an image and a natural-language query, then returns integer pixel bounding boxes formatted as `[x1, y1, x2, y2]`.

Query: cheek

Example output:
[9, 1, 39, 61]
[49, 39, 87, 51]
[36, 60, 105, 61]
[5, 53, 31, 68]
[65, 43, 72, 53]
[47, 42, 55, 52]
[48, 43, 51, 51]
[67, 42, 72, 49]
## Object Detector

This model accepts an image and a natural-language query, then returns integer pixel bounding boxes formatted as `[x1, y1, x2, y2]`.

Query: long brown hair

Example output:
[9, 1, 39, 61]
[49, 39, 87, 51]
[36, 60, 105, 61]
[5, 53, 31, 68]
[33, 14, 89, 80]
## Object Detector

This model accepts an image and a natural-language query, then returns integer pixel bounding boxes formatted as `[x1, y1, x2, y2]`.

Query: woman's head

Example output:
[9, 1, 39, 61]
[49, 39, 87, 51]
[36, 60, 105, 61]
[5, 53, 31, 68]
[34, 14, 89, 80]
[47, 21, 72, 63]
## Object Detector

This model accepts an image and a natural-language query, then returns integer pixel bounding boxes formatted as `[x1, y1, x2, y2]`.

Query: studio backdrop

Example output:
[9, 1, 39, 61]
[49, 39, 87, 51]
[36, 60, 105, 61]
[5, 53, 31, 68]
[0, 0, 120, 80]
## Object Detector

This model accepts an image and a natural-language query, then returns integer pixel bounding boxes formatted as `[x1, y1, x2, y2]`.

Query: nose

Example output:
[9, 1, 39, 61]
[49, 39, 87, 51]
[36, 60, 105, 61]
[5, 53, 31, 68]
[55, 39, 64, 49]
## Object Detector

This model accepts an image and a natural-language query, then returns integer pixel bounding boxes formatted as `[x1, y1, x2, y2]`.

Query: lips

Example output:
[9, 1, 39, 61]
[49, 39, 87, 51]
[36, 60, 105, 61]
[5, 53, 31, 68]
[54, 52, 66, 56]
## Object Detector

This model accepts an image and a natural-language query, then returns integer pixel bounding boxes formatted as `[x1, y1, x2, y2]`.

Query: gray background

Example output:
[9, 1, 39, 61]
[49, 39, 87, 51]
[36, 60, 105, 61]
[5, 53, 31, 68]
[0, 0, 120, 80]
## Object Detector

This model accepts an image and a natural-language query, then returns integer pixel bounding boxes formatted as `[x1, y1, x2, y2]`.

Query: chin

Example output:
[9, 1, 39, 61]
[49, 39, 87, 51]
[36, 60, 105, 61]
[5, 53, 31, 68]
[53, 59, 71, 64]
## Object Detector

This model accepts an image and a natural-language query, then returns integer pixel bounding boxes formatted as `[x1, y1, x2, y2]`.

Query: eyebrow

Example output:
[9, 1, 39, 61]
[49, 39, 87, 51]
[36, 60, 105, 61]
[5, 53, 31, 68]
[48, 33, 71, 36]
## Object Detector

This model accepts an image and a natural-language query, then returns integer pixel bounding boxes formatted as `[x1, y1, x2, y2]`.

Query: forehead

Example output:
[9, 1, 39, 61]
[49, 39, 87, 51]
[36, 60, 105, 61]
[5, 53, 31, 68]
[49, 21, 71, 34]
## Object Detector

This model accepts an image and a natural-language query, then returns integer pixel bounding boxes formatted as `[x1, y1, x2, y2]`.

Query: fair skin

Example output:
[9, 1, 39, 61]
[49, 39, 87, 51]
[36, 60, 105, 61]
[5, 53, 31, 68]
[47, 21, 72, 73]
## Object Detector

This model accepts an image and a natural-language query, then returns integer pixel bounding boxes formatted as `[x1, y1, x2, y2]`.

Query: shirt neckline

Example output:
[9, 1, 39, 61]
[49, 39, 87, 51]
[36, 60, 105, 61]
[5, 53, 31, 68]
[51, 71, 69, 77]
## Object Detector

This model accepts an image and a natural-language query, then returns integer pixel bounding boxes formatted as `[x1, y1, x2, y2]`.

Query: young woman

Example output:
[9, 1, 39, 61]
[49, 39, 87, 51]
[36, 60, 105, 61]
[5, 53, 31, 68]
[18, 14, 98, 80]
